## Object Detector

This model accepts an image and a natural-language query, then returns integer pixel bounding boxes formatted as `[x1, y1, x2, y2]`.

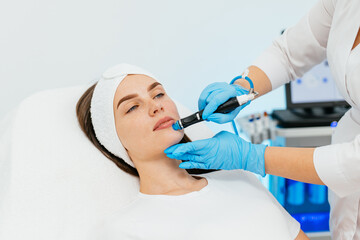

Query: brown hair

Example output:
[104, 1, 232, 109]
[76, 83, 215, 177]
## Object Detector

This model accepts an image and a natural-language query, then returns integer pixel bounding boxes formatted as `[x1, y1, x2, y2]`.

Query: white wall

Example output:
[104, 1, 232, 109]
[0, 0, 316, 131]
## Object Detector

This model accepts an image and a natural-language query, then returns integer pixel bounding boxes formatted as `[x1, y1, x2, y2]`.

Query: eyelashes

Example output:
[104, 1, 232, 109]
[126, 105, 138, 113]
[126, 93, 165, 114]
[154, 93, 164, 99]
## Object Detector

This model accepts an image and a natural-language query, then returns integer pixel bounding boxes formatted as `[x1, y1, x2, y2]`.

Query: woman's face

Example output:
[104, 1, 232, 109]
[113, 74, 184, 163]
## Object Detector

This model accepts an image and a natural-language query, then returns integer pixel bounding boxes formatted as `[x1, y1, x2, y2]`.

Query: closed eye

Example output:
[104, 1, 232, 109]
[126, 105, 138, 113]
[154, 93, 164, 99]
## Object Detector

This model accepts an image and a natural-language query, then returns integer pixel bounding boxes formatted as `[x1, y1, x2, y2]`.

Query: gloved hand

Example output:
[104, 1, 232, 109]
[164, 131, 267, 176]
[199, 82, 250, 124]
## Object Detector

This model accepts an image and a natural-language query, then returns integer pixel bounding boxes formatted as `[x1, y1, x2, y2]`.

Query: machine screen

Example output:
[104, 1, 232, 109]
[290, 60, 344, 104]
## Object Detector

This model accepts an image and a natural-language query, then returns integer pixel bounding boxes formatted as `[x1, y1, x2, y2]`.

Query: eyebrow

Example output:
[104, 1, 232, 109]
[116, 82, 163, 109]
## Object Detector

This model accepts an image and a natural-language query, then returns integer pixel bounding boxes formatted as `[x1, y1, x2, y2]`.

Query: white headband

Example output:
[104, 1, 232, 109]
[90, 63, 156, 168]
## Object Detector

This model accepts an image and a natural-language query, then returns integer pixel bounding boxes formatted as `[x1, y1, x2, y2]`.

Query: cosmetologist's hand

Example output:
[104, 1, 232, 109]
[164, 131, 267, 176]
[199, 82, 250, 124]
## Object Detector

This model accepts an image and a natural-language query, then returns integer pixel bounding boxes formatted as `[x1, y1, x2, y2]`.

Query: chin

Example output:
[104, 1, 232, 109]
[157, 128, 184, 149]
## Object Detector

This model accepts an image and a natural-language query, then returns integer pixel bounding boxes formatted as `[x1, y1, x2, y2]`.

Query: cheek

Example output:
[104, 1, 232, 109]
[164, 100, 180, 119]
[154, 130, 184, 150]
[116, 115, 149, 152]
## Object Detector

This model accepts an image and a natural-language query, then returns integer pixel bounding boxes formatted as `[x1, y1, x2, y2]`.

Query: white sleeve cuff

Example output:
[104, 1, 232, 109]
[313, 145, 352, 198]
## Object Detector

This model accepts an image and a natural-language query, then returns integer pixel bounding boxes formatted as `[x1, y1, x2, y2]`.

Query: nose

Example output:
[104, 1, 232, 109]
[149, 99, 164, 116]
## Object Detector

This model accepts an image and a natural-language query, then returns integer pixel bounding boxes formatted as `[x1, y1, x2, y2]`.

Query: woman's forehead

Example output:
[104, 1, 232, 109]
[121, 74, 157, 87]
[115, 74, 159, 99]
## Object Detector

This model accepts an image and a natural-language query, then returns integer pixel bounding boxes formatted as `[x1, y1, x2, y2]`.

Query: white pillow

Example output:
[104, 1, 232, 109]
[0, 85, 213, 240]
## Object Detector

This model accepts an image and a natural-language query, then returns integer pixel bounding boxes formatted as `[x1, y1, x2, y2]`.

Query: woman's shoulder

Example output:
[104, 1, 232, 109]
[194, 169, 266, 193]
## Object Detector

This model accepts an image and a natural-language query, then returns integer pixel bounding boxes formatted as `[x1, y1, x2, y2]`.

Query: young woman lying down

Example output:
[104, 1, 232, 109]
[76, 63, 309, 240]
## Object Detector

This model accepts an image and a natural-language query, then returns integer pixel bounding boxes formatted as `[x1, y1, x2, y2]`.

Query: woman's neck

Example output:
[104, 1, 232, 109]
[133, 154, 207, 195]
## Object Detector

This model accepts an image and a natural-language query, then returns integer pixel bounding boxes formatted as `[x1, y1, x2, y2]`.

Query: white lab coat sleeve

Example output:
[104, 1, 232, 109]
[252, 0, 336, 90]
[314, 134, 360, 198]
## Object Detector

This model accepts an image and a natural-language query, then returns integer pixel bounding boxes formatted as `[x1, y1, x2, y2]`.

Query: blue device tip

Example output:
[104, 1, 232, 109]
[172, 121, 181, 131]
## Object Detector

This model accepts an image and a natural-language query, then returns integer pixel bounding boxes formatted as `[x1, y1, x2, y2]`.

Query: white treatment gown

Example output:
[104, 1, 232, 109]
[96, 170, 300, 240]
[253, 0, 360, 239]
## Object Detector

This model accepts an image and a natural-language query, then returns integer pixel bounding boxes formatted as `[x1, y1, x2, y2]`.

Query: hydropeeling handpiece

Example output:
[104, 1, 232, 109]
[172, 92, 258, 131]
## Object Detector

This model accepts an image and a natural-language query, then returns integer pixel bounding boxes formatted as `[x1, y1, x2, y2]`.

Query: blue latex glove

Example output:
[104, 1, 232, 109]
[164, 131, 267, 176]
[199, 82, 250, 124]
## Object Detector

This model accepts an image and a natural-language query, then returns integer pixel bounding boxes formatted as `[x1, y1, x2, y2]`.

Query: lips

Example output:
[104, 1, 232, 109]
[153, 116, 175, 131]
